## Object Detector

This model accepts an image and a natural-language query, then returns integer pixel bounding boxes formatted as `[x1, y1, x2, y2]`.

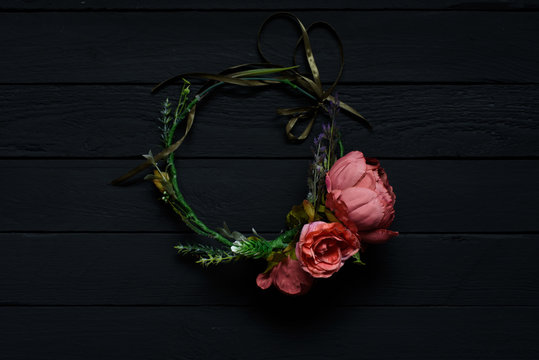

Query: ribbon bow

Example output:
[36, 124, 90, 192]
[111, 12, 369, 185]
[258, 13, 370, 140]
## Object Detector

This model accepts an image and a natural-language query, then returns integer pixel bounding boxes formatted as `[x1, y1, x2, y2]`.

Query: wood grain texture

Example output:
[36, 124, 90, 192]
[2, 4, 538, 359]
[1, 233, 537, 306]
[1, 159, 537, 232]
[2, 84, 538, 158]
[2, 0, 539, 10]
[1, 306, 537, 360]
[1, 12, 538, 83]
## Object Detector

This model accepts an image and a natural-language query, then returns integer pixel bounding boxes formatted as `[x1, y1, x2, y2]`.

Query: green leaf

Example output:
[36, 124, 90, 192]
[286, 204, 309, 228]
[352, 252, 366, 265]
[218, 222, 248, 242]
[274, 227, 300, 245]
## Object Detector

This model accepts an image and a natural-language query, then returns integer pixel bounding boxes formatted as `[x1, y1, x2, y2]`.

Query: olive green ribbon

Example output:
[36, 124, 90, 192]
[258, 13, 370, 140]
[111, 12, 369, 185]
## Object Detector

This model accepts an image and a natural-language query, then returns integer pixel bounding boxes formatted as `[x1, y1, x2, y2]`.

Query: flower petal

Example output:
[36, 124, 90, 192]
[273, 259, 313, 295]
[340, 187, 385, 231]
[359, 229, 399, 244]
[256, 271, 274, 290]
[326, 151, 367, 191]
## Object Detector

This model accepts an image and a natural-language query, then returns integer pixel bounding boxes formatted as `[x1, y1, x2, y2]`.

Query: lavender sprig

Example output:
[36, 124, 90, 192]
[307, 134, 327, 204]
[307, 94, 342, 207]
[324, 94, 342, 171]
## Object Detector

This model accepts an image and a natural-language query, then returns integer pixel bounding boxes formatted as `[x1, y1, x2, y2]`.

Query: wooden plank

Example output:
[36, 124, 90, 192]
[0, 306, 537, 359]
[1, 12, 538, 83]
[1, 233, 537, 305]
[2, 84, 538, 158]
[2, 0, 539, 10]
[0, 159, 537, 232]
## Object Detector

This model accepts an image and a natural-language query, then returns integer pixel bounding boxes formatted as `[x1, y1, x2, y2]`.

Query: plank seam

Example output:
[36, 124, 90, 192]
[2, 82, 539, 86]
[1, 231, 538, 235]
[1, 9, 539, 13]
[0, 304, 537, 308]
[1, 157, 539, 161]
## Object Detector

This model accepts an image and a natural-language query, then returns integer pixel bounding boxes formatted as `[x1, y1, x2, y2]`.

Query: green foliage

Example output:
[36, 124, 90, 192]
[174, 243, 240, 267]
[353, 252, 366, 265]
[286, 203, 310, 228]
[159, 98, 173, 145]
[218, 222, 249, 243]
[153, 79, 354, 262]
[218, 223, 295, 260]
[163, 79, 192, 148]
[274, 227, 300, 245]
[154, 79, 235, 248]
[196, 253, 239, 267]
[173, 80, 191, 125]
[285, 201, 341, 228]
[229, 230, 296, 259]
[230, 237, 274, 259]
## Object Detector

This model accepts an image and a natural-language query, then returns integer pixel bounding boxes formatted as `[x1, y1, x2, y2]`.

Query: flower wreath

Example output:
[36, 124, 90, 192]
[112, 13, 398, 295]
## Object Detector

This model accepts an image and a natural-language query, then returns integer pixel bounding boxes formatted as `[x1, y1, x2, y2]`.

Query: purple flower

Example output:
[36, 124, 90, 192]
[322, 123, 331, 134]
[313, 133, 325, 146]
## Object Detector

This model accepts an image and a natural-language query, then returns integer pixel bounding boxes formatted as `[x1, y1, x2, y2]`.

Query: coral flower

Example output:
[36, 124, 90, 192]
[256, 257, 313, 295]
[326, 151, 398, 244]
[295, 221, 360, 278]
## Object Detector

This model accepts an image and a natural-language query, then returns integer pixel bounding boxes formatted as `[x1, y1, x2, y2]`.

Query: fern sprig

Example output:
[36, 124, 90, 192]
[175, 243, 241, 266]
[230, 237, 273, 259]
[196, 253, 240, 266]
[159, 98, 173, 145]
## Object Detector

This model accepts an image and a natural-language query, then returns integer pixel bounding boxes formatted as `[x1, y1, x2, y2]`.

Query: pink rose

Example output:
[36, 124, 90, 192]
[295, 221, 360, 278]
[326, 151, 398, 244]
[256, 257, 313, 295]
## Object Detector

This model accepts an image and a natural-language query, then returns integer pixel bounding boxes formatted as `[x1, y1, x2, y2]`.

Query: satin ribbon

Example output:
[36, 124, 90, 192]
[111, 12, 369, 185]
[258, 13, 370, 140]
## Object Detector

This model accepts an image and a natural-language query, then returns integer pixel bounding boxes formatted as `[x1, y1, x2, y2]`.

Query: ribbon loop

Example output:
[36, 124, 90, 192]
[258, 13, 325, 97]
[285, 108, 318, 141]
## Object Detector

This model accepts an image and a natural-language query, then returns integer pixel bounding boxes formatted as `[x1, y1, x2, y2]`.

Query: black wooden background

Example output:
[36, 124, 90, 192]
[1, 1, 538, 359]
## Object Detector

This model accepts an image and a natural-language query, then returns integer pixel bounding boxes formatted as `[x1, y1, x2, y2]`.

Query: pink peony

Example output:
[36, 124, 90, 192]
[256, 257, 313, 295]
[325, 151, 398, 244]
[295, 221, 360, 278]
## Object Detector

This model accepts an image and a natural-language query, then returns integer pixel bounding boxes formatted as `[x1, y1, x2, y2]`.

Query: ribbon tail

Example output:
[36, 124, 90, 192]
[110, 159, 153, 185]
[152, 65, 299, 94]
[277, 106, 313, 116]
[110, 104, 198, 185]
[330, 97, 372, 130]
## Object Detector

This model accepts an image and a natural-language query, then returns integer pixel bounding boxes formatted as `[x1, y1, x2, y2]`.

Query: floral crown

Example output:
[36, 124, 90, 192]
[112, 13, 398, 295]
